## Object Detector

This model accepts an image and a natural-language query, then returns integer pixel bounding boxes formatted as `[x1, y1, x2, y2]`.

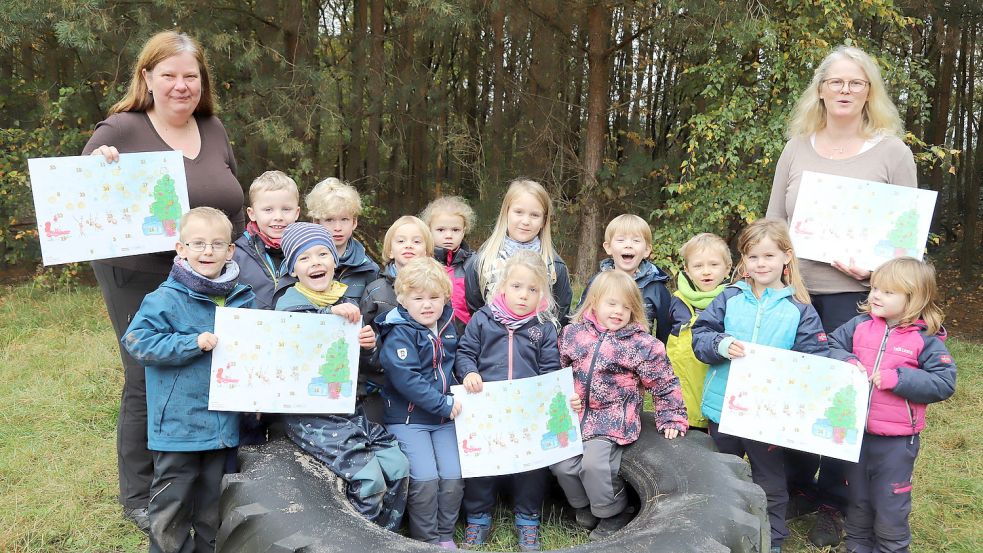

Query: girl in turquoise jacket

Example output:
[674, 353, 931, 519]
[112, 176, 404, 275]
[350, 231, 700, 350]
[692, 218, 828, 553]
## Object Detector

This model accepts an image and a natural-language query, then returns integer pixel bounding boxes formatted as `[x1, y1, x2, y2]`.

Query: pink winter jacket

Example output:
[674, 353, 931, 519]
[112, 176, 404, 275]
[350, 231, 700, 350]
[829, 314, 956, 436]
[559, 319, 688, 445]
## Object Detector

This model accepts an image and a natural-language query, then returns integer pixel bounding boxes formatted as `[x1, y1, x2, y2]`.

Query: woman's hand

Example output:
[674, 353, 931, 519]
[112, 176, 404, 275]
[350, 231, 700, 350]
[832, 258, 871, 281]
[90, 145, 120, 163]
[463, 372, 483, 393]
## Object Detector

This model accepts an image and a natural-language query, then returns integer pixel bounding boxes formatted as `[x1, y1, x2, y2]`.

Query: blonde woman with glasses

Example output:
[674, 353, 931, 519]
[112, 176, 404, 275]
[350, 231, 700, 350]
[766, 45, 918, 549]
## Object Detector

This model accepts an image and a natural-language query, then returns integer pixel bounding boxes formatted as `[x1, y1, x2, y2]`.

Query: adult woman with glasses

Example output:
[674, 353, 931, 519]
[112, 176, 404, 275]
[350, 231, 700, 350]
[83, 30, 244, 534]
[766, 46, 917, 549]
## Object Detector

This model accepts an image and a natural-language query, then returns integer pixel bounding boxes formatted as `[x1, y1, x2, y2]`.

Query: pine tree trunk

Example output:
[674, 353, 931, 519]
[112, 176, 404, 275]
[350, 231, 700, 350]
[574, 4, 612, 285]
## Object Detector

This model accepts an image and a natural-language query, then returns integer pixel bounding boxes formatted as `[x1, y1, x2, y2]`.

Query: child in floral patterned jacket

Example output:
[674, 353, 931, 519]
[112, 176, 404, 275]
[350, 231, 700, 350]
[552, 270, 688, 540]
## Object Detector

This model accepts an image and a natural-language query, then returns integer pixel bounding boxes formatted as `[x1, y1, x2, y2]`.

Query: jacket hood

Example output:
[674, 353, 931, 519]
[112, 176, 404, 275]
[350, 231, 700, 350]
[599, 258, 669, 285]
[338, 238, 378, 273]
[376, 304, 455, 337]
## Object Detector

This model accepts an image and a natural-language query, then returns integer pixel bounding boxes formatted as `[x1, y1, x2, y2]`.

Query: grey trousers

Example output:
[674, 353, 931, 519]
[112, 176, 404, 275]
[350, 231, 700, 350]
[550, 438, 627, 518]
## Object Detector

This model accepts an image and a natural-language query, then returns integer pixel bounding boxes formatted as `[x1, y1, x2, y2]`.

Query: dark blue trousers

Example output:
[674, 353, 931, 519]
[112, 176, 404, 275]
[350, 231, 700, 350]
[463, 467, 550, 521]
[844, 434, 919, 553]
[709, 422, 789, 547]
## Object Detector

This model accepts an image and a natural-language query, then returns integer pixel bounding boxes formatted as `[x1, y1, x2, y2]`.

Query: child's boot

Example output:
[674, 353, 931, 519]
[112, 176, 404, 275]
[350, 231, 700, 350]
[407, 479, 440, 543]
[514, 513, 541, 551]
[462, 513, 492, 549]
[589, 506, 634, 540]
[574, 506, 598, 529]
[437, 479, 464, 549]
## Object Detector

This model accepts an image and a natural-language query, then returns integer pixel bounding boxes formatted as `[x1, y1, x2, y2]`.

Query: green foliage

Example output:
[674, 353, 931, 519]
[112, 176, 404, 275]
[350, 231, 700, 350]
[318, 337, 350, 383]
[648, 0, 926, 269]
[0, 87, 90, 266]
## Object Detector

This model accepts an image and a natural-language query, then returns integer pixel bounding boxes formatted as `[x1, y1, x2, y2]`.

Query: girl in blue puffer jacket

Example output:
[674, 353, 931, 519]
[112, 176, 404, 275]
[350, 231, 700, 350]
[692, 218, 828, 553]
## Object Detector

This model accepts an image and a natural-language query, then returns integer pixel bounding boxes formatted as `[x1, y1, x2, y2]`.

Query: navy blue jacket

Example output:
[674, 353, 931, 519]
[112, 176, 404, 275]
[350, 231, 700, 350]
[337, 238, 380, 302]
[232, 231, 296, 310]
[377, 305, 459, 425]
[123, 277, 255, 451]
[455, 305, 561, 383]
[581, 259, 672, 344]
[463, 252, 573, 325]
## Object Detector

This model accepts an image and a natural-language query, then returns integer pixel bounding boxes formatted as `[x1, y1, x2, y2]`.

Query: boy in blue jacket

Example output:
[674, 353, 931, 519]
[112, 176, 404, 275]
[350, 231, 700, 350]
[580, 214, 673, 344]
[306, 177, 380, 302]
[123, 207, 255, 553]
[377, 257, 463, 548]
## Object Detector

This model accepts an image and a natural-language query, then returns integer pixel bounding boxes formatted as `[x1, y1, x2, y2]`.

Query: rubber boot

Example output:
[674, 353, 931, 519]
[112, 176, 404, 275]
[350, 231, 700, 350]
[437, 479, 464, 546]
[407, 478, 440, 543]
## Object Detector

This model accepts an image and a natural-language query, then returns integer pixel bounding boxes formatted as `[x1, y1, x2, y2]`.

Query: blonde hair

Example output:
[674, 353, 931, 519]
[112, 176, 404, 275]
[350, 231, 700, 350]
[179, 207, 232, 242]
[679, 233, 733, 268]
[248, 170, 300, 205]
[420, 196, 476, 233]
[734, 218, 810, 304]
[860, 257, 944, 335]
[493, 250, 557, 321]
[306, 177, 363, 220]
[787, 45, 903, 139]
[604, 214, 652, 247]
[395, 257, 453, 302]
[382, 216, 435, 262]
[572, 271, 650, 332]
[476, 179, 558, 290]
[111, 31, 215, 116]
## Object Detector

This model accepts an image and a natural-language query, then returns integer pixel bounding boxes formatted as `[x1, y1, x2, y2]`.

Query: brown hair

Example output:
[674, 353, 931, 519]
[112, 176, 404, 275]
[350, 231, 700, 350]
[734, 218, 810, 304]
[860, 257, 944, 335]
[110, 31, 216, 116]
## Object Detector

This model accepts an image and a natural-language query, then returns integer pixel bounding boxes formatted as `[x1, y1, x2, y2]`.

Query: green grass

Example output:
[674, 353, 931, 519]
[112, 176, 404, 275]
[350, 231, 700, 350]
[0, 283, 980, 552]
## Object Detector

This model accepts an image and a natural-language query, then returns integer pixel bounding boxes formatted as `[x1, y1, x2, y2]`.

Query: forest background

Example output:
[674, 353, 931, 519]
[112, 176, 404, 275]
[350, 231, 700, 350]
[0, 0, 981, 287]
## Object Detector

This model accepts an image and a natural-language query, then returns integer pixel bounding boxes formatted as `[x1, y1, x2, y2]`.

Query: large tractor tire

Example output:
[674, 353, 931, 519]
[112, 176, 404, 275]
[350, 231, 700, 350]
[217, 415, 768, 552]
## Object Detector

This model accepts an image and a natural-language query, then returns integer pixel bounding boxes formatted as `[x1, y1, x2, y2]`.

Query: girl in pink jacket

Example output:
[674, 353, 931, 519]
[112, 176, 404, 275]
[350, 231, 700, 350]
[552, 270, 688, 540]
[829, 257, 956, 553]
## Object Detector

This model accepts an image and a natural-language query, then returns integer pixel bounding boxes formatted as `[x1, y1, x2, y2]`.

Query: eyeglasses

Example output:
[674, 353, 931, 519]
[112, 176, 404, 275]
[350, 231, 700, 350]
[184, 240, 231, 252]
[823, 78, 869, 93]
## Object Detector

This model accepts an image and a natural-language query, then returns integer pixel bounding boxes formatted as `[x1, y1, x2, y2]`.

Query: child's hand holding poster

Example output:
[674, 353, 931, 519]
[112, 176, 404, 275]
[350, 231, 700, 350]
[788, 171, 936, 271]
[719, 344, 869, 462]
[28, 151, 190, 265]
[452, 368, 582, 478]
[209, 306, 360, 414]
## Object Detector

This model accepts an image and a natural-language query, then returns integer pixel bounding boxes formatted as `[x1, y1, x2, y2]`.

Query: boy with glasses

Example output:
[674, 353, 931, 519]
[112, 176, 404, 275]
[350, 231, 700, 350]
[122, 207, 255, 553]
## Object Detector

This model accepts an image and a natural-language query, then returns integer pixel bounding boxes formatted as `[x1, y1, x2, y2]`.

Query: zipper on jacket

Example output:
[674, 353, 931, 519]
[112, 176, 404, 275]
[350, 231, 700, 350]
[866, 325, 892, 432]
[905, 399, 916, 444]
[750, 295, 765, 343]
[579, 332, 607, 430]
[507, 329, 515, 380]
